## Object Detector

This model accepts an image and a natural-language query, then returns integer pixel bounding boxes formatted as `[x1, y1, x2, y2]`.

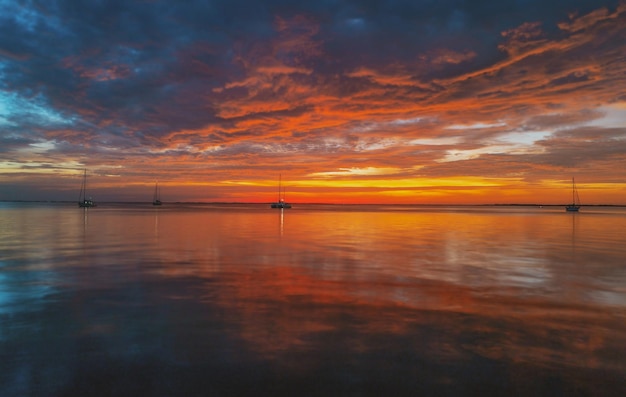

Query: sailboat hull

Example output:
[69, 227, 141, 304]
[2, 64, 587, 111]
[271, 202, 291, 209]
[78, 200, 96, 208]
[565, 205, 580, 212]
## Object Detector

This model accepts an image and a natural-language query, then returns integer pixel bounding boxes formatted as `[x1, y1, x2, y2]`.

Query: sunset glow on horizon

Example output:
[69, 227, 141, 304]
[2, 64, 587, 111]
[2, 1, 626, 204]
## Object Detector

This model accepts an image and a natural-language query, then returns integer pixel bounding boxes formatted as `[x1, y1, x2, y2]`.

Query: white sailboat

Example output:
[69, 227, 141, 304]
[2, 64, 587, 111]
[270, 174, 291, 209]
[78, 169, 96, 208]
[565, 177, 581, 212]
[152, 181, 162, 206]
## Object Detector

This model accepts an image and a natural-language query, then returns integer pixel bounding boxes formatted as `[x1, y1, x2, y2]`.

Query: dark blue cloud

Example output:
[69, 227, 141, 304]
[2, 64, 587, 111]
[3, 0, 619, 135]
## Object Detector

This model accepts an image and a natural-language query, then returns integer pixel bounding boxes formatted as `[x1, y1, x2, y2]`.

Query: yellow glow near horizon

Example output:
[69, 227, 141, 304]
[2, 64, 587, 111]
[289, 176, 515, 189]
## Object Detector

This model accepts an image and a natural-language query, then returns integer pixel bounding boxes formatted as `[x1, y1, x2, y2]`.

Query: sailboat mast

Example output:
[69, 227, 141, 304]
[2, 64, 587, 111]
[278, 174, 282, 202]
[79, 169, 86, 201]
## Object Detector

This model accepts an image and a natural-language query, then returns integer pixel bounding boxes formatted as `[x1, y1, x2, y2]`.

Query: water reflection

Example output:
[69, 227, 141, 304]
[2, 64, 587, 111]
[0, 204, 625, 395]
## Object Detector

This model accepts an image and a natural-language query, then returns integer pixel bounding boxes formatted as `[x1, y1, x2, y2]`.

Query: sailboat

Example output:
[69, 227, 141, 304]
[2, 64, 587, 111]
[152, 181, 162, 206]
[270, 174, 291, 209]
[78, 169, 96, 208]
[565, 177, 581, 212]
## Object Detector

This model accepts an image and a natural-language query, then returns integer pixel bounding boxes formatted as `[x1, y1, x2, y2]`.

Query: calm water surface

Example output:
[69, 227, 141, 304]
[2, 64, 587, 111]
[1, 203, 625, 396]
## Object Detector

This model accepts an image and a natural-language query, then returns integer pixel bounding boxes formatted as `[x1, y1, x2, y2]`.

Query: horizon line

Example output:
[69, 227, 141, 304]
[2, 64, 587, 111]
[2, 200, 626, 207]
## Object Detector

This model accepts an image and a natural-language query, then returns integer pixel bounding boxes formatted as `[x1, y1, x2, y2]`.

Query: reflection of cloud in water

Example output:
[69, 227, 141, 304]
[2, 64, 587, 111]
[0, 267, 56, 316]
[441, 227, 550, 290]
[589, 288, 626, 308]
[1, 204, 625, 395]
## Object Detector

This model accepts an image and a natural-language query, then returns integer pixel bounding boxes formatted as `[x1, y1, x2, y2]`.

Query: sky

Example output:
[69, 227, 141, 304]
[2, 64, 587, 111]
[1, 0, 626, 204]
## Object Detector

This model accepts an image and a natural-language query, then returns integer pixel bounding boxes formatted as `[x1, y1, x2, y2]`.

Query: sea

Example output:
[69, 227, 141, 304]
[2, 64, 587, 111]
[1, 202, 625, 396]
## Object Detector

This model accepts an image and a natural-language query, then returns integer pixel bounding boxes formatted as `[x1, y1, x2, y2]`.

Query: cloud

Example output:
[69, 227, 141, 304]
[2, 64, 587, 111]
[309, 167, 404, 178]
[1, 0, 625, 203]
